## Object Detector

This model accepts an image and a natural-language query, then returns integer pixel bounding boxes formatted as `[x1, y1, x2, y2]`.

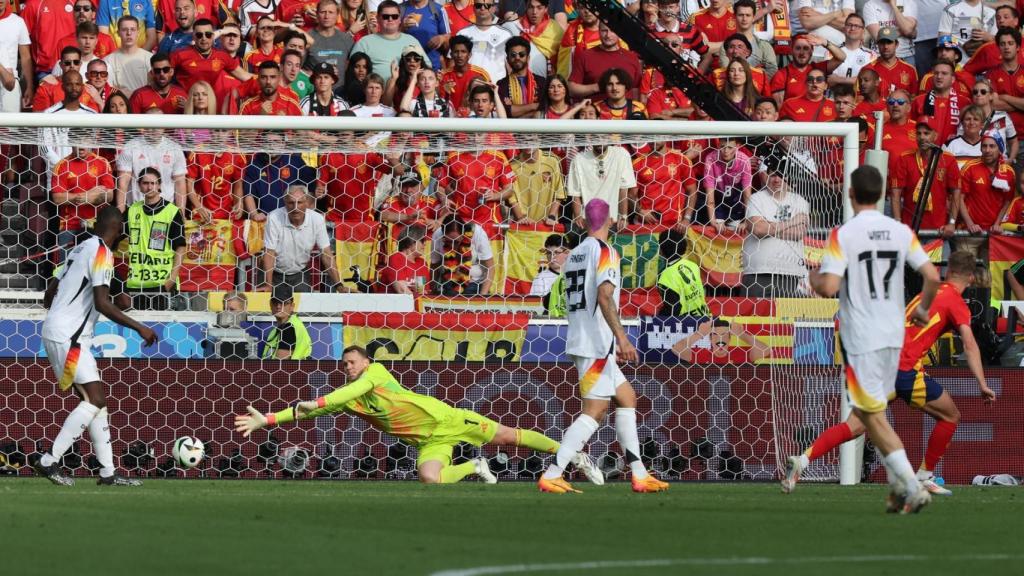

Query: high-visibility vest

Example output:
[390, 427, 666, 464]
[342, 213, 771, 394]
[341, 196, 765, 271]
[126, 201, 179, 290]
[263, 313, 312, 360]
[657, 258, 710, 316]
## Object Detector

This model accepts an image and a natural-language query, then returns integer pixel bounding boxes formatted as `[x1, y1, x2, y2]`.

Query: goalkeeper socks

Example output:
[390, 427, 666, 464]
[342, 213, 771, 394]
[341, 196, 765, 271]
[438, 461, 477, 484]
[804, 422, 854, 461]
[884, 449, 920, 496]
[40, 401, 99, 467]
[614, 408, 648, 479]
[88, 407, 115, 478]
[542, 414, 599, 480]
[923, 420, 957, 472]
[515, 429, 559, 454]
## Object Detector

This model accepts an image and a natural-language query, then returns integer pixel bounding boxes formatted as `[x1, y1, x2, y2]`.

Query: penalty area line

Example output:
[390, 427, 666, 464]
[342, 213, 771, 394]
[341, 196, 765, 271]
[428, 554, 1023, 576]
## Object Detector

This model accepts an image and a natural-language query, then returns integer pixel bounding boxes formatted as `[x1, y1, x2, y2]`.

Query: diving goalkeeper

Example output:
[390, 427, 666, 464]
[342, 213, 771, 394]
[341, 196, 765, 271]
[234, 345, 602, 484]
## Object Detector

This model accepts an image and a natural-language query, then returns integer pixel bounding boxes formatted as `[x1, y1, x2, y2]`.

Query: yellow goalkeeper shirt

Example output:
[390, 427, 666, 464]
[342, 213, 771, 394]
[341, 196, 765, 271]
[269, 363, 453, 446]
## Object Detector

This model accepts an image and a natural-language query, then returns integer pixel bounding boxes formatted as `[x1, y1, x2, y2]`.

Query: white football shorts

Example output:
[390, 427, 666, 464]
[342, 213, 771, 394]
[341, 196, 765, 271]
[571, 353, 627, 400]
[844, 347, 900, 414]
[43, 337, 100, 391]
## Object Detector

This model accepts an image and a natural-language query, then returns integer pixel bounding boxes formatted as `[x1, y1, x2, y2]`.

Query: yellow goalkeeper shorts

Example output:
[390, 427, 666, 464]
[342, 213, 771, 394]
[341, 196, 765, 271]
[417, 409, 500, 467]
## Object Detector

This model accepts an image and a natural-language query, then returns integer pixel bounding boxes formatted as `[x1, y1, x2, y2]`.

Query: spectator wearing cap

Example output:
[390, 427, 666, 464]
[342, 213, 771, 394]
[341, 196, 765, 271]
[768, 34, 837, 104]
[379, 223, 430, 294]
[263, 285, 312, 360]
[569, 21, 641, 100]
[595, 67, 647, 119]
[796, 0, 854, 62]
[381, 172, 444, 234]
[828, 14, 876, 88]
[911, 59, 970, 143]
[938, 0, 995, 58]
[301, 62, 351, 115]
[958, 131, 1015, 257]
[891, 115, 961, 235]
[863, 26, 919, 97]
[385, 44, 427, 107]
[454, 0, 513, 82]
[741, 158, 809, 299]
[945, 104, 987, 166]
[497, 37, 545, 118]
[710, 34, 771, 95]
[970, 78, 1019, 162]
[509, 145, 564, 224]
[352, 0, 426, 83]
[716, 0, 775, 77]
[963, 6, 1021, 77]
[261, 184, 346, 294]
[863, 0, 918, 65]
[430, 213, 495, 296]
[398, 0, 451, 71]
[530, 233, 569, 297]
[308, 0, 354, 91]
[920, 36, 974, 95]
[985, 27, 1024, 152]
[779, 67, 836, 121]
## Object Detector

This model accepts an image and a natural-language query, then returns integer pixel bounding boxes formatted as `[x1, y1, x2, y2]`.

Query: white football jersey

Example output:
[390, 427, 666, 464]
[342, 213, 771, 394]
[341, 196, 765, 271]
[939, 1, 995, 49]
[564, 236, 621, 359]
[41, 236, 114, 343]
[820, 210, 930, 354]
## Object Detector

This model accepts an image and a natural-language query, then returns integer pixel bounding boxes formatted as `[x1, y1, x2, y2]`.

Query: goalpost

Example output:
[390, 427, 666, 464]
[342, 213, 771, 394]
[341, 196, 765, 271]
[0, 114, 861, 483]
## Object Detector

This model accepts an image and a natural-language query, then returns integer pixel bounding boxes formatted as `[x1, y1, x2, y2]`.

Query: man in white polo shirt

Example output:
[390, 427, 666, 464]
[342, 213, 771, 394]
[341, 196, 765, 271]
[0, 0, 34, 111]
[260, 185, 348, 293]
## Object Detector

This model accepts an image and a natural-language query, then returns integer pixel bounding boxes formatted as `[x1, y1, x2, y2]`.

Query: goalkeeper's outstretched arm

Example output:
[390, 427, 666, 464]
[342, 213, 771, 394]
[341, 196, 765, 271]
[234, 379, 374, 437]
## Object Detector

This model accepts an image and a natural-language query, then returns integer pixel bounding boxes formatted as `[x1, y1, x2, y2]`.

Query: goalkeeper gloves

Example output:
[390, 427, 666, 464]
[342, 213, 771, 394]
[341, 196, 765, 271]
[234, 401, 321, 437]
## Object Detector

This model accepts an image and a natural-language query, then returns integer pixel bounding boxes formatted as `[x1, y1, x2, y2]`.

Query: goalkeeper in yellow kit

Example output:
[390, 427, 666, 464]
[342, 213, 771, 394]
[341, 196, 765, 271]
[234, 345, 603, 484]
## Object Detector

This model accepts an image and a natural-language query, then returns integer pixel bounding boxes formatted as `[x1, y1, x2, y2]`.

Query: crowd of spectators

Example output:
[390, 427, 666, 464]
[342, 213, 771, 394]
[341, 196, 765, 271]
[3, 0, 1024, 307]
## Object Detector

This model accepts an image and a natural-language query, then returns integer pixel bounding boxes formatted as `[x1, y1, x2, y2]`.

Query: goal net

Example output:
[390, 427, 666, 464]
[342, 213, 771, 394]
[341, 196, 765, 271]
[0, 115, 856, 482]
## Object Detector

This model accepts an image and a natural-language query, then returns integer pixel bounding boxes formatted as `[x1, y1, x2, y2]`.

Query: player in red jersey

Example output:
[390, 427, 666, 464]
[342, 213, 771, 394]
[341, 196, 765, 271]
[186, 149, 247, 222]
[672, 318, 770, 364]
[782, 251, 995, 496]
[689, 0, 736, 61]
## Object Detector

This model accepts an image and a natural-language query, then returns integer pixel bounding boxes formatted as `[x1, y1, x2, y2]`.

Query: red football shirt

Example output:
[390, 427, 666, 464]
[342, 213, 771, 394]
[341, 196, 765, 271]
[986, 64, 1024, 136]
[128, 84, 188, 114]
[440, 65, 489, 117]
[440, 151, 517, 224]
[891, 150, 961, 230]
[910, 87, 972, 144]
[1002, 196, 1024, 228]
[712, 65, 770, 96]
[382, 194, 439, 224]
[21, 0, 76, 72]
[645, 86, 691, 117]
[56, 31, 117, 59]
[689, 347, 756, 364]
[779, 96, 837, 122]
[32, 81, 101, 112]
[235, 77, 299, 102]
[863, 59, 919, 98]
[243, 45, 283, 73]
[899, 282, 971, 371]
[171, 46, 239, 91]
[377, 251, 429, 292]
[318, 152, 388, 223]
[632, 149, 694, 224]
[239, 93, 302, 115]
[51, 152, 114, 231]
[596, 99, 647, 120]
[959, 159, 1016, 229]
[882, 120, 917, 161]
[769, 61, 828, 100]
[187, 151, 247, 219]
[963, 41, 1024, 76]
[919, 69, 974, 97]
[690, 8, 736, 42]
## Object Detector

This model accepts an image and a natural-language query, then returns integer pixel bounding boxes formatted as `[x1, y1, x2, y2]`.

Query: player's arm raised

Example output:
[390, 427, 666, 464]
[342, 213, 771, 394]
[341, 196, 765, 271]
[93, 285, 157, 346]
[956, 323, 997, 403]
[597, 281, 637, 363]
[234, 379, 374, 437]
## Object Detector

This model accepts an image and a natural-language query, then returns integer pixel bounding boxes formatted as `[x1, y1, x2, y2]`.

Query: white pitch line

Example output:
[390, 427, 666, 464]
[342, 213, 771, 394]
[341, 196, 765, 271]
[429, 554, 1022, 576]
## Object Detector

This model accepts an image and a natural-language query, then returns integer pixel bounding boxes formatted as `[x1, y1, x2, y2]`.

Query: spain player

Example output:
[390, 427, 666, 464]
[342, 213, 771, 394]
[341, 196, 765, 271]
[538, 199, 670, 494]
[234, 345, 601, 485]
[807, 165, 940, 513]
[783, 251, 996, 495]
[31, 206, 158, 486]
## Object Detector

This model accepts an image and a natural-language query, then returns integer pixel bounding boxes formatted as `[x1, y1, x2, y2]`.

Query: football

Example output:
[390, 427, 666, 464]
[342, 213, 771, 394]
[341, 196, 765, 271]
[172, 437, 205, 469]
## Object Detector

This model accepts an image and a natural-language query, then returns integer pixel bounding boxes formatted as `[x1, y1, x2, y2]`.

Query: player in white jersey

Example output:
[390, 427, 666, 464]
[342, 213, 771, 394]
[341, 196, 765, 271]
[810, 165, 941, 514]
[30, 206, 157, 487]
[538, 199, 670, 494]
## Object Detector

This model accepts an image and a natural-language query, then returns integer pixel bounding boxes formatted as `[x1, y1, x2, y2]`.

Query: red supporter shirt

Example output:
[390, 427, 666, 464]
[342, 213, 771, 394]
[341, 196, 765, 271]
[963, 41, 1024, 77]
[645, 86, 692, 117]
[769, 61, 828, 100]
[779, 96, 837, 122]
[243, 45, 283, 73]
[378, 251, 429, 292]
[852, 98, 887, 125]
[959, 159, 1016, 229]
[863, 58, 918, 98]
[596, 99, 647, 120]
[440, 150, 517, 225]
[910, 88, 971, 144]
[56, 31, 117, 59]
[899, 283, 971, 371]
[1001, 196, 1024, 228]
[239, 93, 302, 115]
[128, 84, 188, 114]
[21, 0, 76, 72]
[276, 0, 317, 28]
[444, 1, 475, 31]
[882, 120, 917, 160]
[51, 152, 114, 231]
[689, 347, 756, 364]
[440, 65, 490, 116]
[919, 69, 974, 96]
[32, 81, 101, 112]
[712, 65, 770, 96]
[382, 194, 439, 227]
[569, 46, 642, 97]
[318, 152, 388, 223]
[171, 46, 239, 91]
[633, 149, 694, 225]
[891, 149, 960, 230]
[235, 77, 299, 102]
[690, 8, 736, 42]
[986, 64, 1024, 137]
[558, 19, 601, 73]
[187, 151, 247, 220]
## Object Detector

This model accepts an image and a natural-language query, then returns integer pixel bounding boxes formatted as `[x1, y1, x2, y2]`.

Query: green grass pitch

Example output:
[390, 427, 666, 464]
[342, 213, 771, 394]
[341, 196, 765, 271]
[3, 479, 1021, 576]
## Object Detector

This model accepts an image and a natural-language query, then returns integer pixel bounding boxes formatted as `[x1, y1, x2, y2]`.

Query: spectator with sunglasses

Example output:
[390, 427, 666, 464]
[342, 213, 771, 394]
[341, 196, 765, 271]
[497, 37, 545, 117]
[104, 16, 152, 95]
[352, 0, 426, 83]
[58, 0, 118, 61]
[880, 89, 918, 164]
[768, 34, 834, 105]
[83, 59, 117, 107]
[779, 69, 837, 122]
[454, 0, 513, 82]
[33, 47, 101, 111]
[129, 52, 188, 113]
[96, 0, 157, 51]
[969, 78, 1018, 162]
[170, 19, 252, 93]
